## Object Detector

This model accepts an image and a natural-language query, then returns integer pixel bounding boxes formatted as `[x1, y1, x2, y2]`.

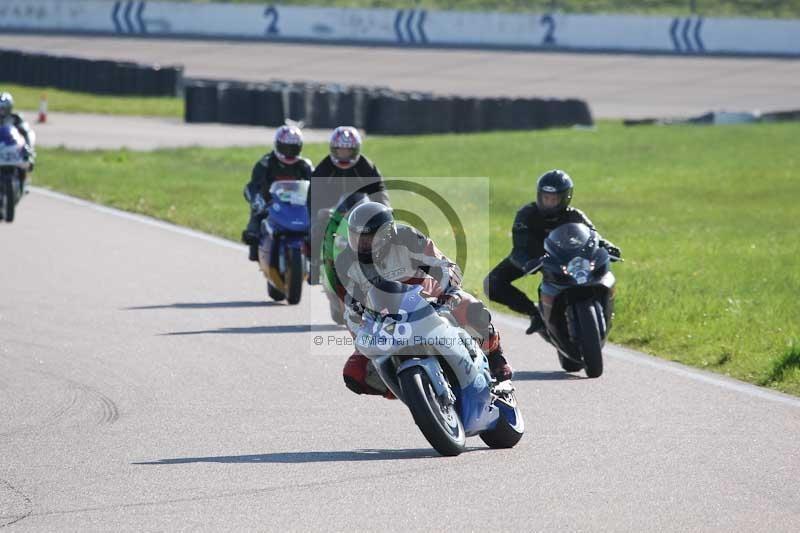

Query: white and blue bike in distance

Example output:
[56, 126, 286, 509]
[0, 125, 31, 223]
[352, 282, 524, 456]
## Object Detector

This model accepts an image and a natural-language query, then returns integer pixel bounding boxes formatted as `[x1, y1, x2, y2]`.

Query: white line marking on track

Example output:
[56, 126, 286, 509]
[33, 187, 800, 409]
[492, 314, 800, 408]
[32, 186, 246, 252]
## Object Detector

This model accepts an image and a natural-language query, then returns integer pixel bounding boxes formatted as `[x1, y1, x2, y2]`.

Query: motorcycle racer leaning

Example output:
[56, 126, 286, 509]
[483, 169, 621, 334]
[335, 201, 513, 398]
[241, 125, 313, 261]
[0, 92, 35, 189]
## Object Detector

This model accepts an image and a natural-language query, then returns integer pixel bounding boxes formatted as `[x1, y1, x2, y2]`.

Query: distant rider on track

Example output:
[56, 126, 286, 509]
[0, 92, 36, 191]
[308, 126, 390, 284]
[241, 125, 313, 261]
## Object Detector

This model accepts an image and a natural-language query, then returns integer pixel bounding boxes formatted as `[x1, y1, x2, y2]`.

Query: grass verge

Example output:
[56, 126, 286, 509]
[31, 121, 800, 395]
[0, 83, 183, 118]
[179, 0, 800, 18]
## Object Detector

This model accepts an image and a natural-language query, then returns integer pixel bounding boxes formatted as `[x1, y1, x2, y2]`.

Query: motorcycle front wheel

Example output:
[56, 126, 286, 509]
[574, 300, 604, 378]
[399, 366, 465, 457]
[2, 175, 15, 222]
[285, 247, 304, 305]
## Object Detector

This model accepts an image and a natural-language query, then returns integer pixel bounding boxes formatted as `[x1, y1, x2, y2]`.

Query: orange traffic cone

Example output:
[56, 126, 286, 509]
[37, 93, 48, 124]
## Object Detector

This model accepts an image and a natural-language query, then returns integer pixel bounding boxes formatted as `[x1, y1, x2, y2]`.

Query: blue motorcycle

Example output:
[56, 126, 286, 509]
[257, 180, 310, 304]
[352, 282, 524, 456]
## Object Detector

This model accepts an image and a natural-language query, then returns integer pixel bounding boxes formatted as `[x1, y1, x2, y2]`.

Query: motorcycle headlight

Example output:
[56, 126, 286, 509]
[562, 257, 595, 284]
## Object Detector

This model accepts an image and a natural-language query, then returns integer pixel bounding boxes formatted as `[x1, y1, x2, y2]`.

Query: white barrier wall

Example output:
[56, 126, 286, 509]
[1, 0, 799, 56]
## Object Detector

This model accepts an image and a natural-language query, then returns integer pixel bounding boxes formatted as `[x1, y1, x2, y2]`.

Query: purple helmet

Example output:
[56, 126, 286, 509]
[274, 125, 304, 164]
[329, 126, 362, 169]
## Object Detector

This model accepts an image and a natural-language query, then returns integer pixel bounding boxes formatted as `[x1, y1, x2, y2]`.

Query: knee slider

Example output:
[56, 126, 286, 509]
[467, 301, 492, 335]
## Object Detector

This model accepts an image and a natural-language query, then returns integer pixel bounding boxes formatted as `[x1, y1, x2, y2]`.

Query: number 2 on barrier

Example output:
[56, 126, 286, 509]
[264, 6, 280, 36]
[540, 14, 556, 45]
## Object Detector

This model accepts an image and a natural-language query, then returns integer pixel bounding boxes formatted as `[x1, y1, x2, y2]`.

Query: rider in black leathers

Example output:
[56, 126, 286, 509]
[484, 170, 621, 334]
[308, 126, 390, 283]
[241, 125, 313, 261]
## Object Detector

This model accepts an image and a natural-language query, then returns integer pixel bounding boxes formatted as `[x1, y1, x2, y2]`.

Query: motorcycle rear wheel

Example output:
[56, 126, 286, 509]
[574, 300, 603, 378]
[399, 367, 465, 457]
[479, 397, 524, 449]
[558, 353, 583, 373]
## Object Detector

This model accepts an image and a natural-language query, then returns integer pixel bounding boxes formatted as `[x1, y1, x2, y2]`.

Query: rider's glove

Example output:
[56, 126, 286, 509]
[436, 286, 462, 309]
[602, 241, 622, 259]
[349, 298, 366, 317]
[435, 260, 462, 289]
[344, 299, 366, 330]
[251, 194, 267, 214]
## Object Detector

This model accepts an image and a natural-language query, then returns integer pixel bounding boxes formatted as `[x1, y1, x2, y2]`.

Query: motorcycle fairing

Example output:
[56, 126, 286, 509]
[355, 285, 502, 436]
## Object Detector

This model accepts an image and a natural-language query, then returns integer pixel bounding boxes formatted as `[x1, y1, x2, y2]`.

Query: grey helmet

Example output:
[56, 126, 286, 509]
[0, 92, 14, 119]
[347, 201, 396, 263]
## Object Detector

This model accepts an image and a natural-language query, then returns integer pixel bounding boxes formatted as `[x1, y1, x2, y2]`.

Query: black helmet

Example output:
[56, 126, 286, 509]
[536, 169, 573, 219]
[347, 201, 396, 263]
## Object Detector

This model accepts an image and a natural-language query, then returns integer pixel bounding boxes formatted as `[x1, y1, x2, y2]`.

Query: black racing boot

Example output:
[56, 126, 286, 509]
[526, 309, 545, 335]
[242, 228, 259, 262]
[487, 350, 513, 382]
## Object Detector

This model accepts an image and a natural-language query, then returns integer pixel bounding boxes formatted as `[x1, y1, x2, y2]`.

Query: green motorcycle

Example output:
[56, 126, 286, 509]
[320, 192, 369, 324]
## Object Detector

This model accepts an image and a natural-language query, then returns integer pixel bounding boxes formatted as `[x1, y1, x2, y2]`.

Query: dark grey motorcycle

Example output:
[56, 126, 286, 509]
[527, 223, 621, 378]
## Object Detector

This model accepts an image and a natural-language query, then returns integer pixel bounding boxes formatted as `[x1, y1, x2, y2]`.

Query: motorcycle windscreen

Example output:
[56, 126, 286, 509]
[544, 223, 596, 258]
[269, 180, 309, 206]
[0, 126, 27, 168]
[364, 281, 434, 322]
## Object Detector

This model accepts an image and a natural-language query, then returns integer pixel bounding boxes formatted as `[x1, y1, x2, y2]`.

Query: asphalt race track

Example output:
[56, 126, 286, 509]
[21, 112, 329, 151]
[1, 190, 799, 530]
[2, 34, 800, 119]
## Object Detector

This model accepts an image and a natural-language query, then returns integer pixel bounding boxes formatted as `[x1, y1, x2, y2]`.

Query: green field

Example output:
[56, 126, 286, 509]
[31, 121, 800, 395]
[1, 84, 183, 118]
[181, 0, 800, 18]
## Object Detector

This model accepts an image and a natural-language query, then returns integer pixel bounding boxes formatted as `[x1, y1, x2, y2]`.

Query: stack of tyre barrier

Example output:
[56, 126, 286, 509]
[184, 79, 593, 134]
[0, 49, 183, 96]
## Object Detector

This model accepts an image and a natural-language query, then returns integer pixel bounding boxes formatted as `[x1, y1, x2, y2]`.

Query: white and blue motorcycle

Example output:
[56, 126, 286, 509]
[0, 125, 32, 223]
[353, 283, 524, 456]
